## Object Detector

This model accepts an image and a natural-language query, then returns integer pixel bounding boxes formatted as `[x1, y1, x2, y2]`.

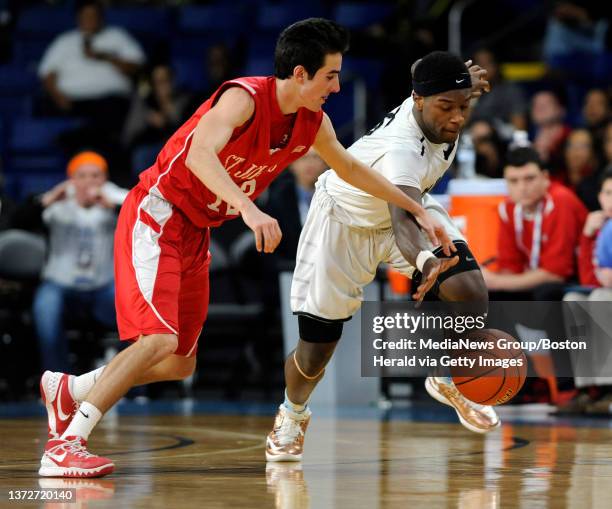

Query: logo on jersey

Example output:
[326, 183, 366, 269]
[224, 154, 278, 180]
[292, 145, 306, 154]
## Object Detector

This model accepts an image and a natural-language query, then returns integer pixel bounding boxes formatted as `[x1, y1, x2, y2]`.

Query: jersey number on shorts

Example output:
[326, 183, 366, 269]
[207, 179, 257, 216]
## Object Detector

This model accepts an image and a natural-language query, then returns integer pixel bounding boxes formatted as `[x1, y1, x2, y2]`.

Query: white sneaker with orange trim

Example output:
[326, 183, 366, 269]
[425, 376, 500, 433]
[266, 405, 311, 462]
[39, 436, 114, 478]
[40, 371, 78, 439]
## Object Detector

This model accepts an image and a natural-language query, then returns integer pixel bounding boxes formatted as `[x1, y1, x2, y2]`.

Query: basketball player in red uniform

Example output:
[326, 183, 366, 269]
[38, 18, 453, 478]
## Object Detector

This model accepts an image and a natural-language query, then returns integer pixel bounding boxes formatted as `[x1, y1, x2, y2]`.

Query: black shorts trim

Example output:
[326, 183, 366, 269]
[293, 311, 352, 323]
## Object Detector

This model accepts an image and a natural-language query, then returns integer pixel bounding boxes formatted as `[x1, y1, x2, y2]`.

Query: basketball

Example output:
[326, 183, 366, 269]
[450, 328, 527, 406]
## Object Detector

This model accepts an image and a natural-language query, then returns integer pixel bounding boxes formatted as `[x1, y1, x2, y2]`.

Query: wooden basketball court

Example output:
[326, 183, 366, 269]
[1, 404, 612, 508]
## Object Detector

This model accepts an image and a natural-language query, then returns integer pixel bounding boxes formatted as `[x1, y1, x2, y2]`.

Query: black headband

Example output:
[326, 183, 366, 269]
[413, 71, 471, 97]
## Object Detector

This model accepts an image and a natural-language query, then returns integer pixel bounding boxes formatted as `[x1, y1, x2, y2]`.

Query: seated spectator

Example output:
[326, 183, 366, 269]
[30, 151, 128, 372]
[469, 120, 506, 179]
[482, 146, 587, 300]
[530, 90, 571, 175]
[561, 168, 612, 414]
[264, 149, 327, 263]
[582, 88, 610, 154]
[543, 1, 610, 63]
[123, 64, 191, 176]
[470, 48, 528, 132]
[37, 0, 145, 172]
[561, 129, 600, 206]
[38, 0, 144, 119]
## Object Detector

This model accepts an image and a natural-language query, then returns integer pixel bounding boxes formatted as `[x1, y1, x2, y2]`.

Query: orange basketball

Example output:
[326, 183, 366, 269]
[450, 328, 527, 406]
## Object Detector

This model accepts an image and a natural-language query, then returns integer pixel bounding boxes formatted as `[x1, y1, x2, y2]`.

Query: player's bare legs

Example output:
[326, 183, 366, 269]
[266, 339, 338, 462]
[285, 340, 338, 404]
[39, 333, 183, 478]
[86, 334, 178, 413]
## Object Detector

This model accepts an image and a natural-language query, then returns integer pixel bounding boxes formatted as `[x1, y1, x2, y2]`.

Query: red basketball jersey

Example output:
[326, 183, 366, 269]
[138, 76, 324, 228]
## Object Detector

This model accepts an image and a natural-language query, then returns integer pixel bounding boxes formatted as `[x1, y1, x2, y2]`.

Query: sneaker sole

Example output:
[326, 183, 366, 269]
[38, 463, 115, 478]
[425, 377, 500, 434]
[265, 451, 302, 462]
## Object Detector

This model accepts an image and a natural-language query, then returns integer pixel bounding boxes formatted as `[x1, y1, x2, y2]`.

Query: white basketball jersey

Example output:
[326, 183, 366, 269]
[322, 95, 458, 228]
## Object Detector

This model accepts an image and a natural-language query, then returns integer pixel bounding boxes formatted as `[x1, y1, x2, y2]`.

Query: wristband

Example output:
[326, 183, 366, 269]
[416, 250, 436, 272]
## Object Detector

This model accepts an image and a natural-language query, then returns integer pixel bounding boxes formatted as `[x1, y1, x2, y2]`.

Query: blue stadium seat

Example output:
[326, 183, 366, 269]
[333, 2, 393, 29]
[341, 57, 384, 90]
[12, 38, 52, 68]
[170, 35, 217, 61]
[105, 7, 171, 39]
[243, 57, 273, 77]
[0, 96, 33, 121]
[177, 5, 247, 34]
[172, 57, 209, 93]
[8, 118, 80, 153]
[14, 172, 66, 201]
[256, 3, 326, 31]
[15, 7, 73, 37]
[245, 35, 277, 62]
[0, 66, 38, 95]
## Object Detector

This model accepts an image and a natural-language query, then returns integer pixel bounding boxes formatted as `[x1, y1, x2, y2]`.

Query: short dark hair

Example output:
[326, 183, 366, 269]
[274, 18, 349, 79]
[411, 51, 469, 87]
[599, 165, 612, 190]
[504, 146, 543, 169]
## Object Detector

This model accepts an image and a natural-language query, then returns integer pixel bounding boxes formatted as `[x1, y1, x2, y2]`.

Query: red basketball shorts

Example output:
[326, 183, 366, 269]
[114, 184, 210, 357]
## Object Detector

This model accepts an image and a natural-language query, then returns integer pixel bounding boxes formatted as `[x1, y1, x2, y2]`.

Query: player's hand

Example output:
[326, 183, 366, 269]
[412, 256, 459, 305]
[241, 204, 282, 253]
[465, 59, 490, 99]
[583, 210, 606, 237]
[415, 211, 457, 256]
[40, 180, 69, 207]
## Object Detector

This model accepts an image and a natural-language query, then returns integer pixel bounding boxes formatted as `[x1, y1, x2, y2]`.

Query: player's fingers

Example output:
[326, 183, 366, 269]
[412, 269, 438, 305]
[437, 228, 454, 256]
[254, 228, 263, 252]
[424, 225, 439, 247]
[440, 256, 459, 273]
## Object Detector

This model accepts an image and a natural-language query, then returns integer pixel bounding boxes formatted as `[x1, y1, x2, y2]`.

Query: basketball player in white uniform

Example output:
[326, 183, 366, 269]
[266, 51, 499, 462]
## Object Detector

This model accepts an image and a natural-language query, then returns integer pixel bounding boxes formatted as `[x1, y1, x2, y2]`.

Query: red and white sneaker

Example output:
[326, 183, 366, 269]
[40, 371, 78, 439]
[39, 436, 114, 478]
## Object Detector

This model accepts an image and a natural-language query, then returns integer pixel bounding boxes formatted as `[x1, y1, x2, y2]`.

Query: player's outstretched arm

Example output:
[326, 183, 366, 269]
[389, 186, 458, 303]
[185, 87, 282, 253]
[313, 113, 452, 251]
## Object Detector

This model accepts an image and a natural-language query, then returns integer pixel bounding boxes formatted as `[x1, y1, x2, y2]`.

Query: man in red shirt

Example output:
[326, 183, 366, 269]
[483, 146, 587, 296]
[37, 18, 452, 478]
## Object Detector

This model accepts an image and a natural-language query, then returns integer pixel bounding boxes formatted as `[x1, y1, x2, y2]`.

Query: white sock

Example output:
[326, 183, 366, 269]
[61, 401, 102, 441]
[283, 389, 308, 414]
[70, 366, 106, 402]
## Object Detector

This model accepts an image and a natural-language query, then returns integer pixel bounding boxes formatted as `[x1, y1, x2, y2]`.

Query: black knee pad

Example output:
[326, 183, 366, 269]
[297, 314, 344, 343]
[412, 241, 480, 298]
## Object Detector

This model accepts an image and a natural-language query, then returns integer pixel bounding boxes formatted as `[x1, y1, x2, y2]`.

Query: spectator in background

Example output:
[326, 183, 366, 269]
[561, 129, 600, 208]
[531, 90, 571, 176]
[470, 48, 528, 132]
[186, 43, 235, 115]
[123, 64, 191, 177]
[582, 89, 611, 157]
[469, 120, 506, 179]
[30, 151, 127, 372]
[264, 149, 327, 263]
[37, 0, 145, 183]
[543, 1, 610, 65]
[561, 168, 612, 414]
[483, 146, 587, 300]
[38, 0, 145, 124]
